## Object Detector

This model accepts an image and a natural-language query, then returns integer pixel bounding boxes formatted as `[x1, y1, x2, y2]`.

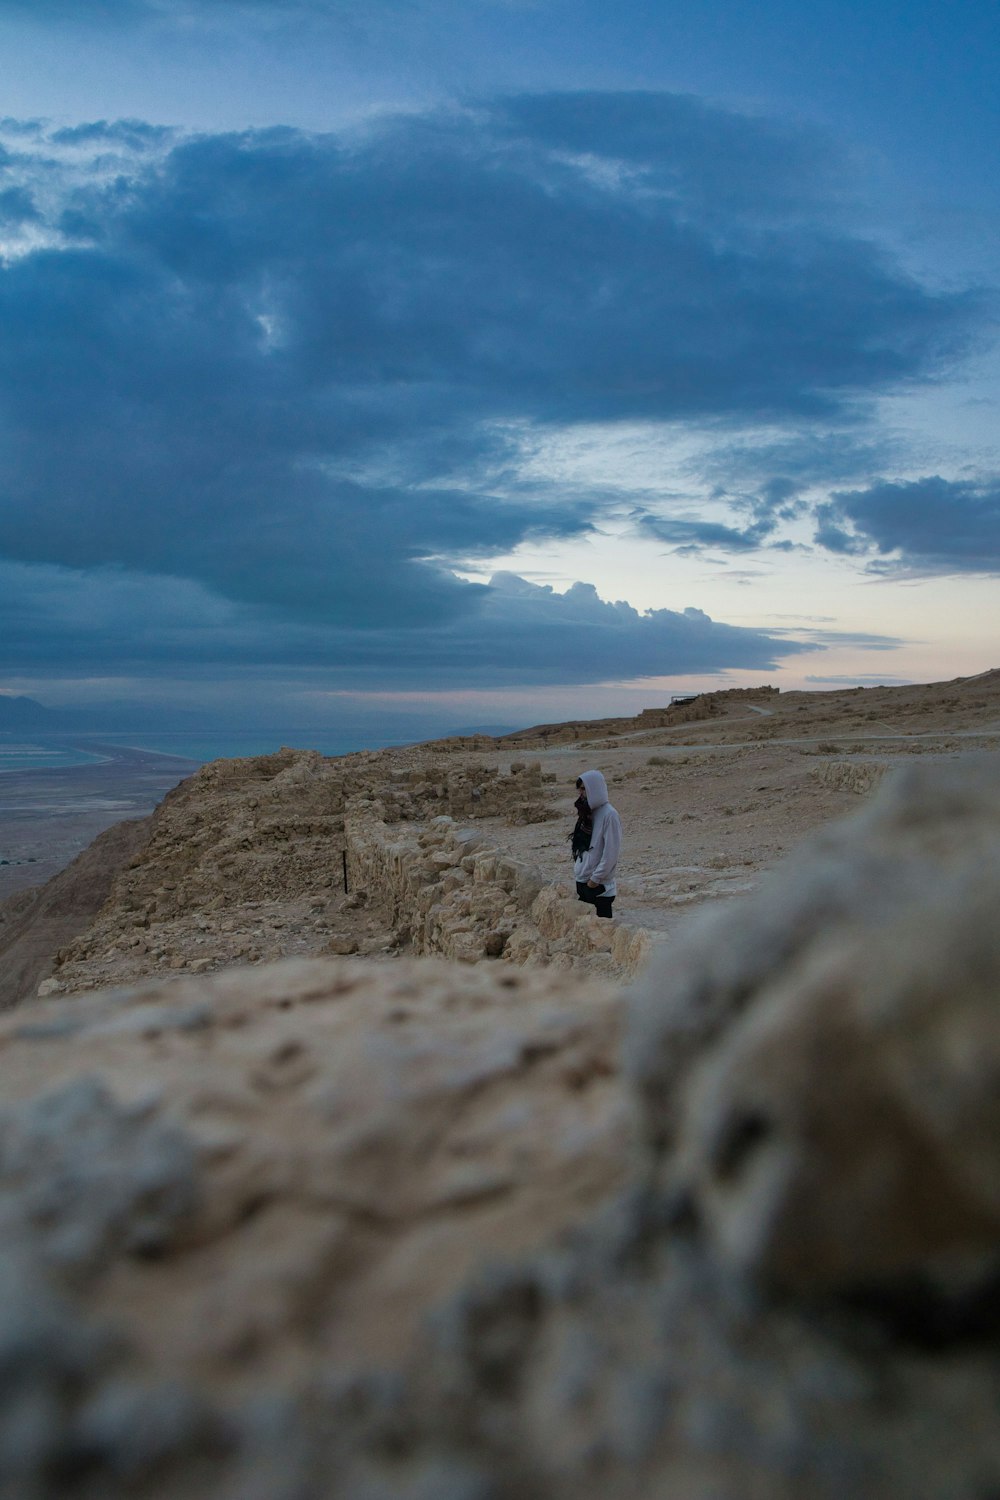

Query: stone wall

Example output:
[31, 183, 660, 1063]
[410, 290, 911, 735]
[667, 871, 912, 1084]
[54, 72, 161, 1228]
[811, 757, 890, 795]
[373, 756, 559, 826]
[345, 803, 654, 975]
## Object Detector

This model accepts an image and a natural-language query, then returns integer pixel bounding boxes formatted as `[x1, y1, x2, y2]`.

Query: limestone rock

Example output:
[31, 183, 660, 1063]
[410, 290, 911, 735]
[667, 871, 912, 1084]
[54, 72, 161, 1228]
[37, 744, 654, 999]
[630, 755, 1000, 1316]
[811, 758, 888, 795]
[0, 957, 625, 1399]
[347, 809, 652, 977]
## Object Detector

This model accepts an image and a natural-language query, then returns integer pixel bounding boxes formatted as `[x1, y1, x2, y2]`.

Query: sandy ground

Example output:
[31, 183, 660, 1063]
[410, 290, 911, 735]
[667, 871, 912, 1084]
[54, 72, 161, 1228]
[0, 743, 198, 900]
[461, 688, 1000, 937]
[473, 741, 855, 936]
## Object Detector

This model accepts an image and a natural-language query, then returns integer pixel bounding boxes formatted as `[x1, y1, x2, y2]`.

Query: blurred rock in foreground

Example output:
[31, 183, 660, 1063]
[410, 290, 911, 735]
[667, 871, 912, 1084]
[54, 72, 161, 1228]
[1, 756, 999, 1497]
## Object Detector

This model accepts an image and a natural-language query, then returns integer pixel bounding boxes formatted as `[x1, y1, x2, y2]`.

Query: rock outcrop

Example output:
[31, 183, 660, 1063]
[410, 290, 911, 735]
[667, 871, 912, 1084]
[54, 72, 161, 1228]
[31, 748, 651, 1002]
[632, 754, 1000, 1321]
[1, 755, 999, 1497]
[810, 757, 888, 795]
[346, 807, 653, 975]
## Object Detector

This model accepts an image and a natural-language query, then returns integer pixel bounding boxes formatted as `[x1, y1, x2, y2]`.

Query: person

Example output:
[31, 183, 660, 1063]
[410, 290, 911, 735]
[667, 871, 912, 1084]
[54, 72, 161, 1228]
[570, 769, 622, 919]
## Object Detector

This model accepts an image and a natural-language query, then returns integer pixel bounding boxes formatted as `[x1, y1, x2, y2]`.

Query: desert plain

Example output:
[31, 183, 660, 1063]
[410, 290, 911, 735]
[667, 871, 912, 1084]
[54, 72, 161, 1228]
[0, 742, 199, 901]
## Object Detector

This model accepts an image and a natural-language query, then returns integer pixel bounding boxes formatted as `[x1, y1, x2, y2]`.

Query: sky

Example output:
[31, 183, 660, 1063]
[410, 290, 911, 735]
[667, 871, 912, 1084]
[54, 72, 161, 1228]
[0, 0, 997, 733]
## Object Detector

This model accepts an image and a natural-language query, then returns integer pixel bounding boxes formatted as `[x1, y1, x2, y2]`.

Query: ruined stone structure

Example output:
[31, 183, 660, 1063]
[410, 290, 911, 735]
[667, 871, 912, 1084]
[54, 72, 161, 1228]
[810, 757, 889, 795]
[345, 807, 653, 974]
[17, 745, 650, 1002]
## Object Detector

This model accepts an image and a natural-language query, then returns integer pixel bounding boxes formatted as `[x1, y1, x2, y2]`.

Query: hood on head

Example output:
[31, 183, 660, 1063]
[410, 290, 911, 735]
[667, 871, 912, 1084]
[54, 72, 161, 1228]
[578, 769, 609, 809]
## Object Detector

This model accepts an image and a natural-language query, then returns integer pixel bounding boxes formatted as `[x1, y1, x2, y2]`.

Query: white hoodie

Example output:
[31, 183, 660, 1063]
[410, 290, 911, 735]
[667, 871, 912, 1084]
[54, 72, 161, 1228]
[572, 769, 622, 899]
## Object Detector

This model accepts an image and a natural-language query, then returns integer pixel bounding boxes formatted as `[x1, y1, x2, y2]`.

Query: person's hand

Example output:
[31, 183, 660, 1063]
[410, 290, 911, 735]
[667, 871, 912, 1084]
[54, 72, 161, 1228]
[587, 880, 599, 888]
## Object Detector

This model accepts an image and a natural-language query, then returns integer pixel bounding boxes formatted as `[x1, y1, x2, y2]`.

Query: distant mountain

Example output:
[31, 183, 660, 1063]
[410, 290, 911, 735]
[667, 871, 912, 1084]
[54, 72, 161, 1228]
[0, 697, 521, 742]
[0, 695, 63, 731]
[447, 723, 521, 739]
[0, 696, 207, 735]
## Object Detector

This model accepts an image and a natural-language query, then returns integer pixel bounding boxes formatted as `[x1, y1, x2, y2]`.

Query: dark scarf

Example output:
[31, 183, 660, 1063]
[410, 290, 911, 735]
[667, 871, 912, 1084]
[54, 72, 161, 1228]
[570, 792, 592, 857]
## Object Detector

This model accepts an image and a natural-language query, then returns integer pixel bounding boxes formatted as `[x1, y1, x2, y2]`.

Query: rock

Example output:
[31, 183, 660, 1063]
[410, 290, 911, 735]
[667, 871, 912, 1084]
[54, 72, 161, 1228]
[0, 956, 625, 1390]
[347, 808, 652, 977]
[0, 1076, 200, 1283]
[811, 759, 888, 795]
[0, 817, 152, 1009]
[322, 935, 360, 955]
[631, 756, 1000, 1318]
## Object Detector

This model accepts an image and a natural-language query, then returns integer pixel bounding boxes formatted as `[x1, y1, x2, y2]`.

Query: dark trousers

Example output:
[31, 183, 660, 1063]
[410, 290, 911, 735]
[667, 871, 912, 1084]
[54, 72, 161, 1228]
[577, 880, 614, 919]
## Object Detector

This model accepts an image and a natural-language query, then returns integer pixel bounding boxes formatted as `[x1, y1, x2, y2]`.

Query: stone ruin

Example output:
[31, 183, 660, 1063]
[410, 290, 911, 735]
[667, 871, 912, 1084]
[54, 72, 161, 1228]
[345, 807, 652, 973]
[33, 746, 651, 999]
[371, 757, 559, 826]
[0, 754, 999, 1496]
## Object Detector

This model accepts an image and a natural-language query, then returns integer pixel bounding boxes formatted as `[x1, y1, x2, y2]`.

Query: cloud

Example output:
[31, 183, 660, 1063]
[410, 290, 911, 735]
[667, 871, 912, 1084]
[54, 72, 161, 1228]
[0, 184, 39, 225]
[492, 91, 852, 231]
[815, 475, 1000, 572]
[0, 95, 988, 691]
[0, 560, 814, 687]
[804, 674, 913, 686]
[48, 119, 174, 149]
[634, 514, 778, 553]
[786, 628, 904, 650]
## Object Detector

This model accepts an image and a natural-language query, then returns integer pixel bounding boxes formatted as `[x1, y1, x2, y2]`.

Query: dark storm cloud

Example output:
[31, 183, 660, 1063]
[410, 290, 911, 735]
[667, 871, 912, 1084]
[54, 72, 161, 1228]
[0, 562, 813, 686]
[0, 95, 986, 684]
[49, 120, 174, 149]
[346, 576, 812, 686]
[493, 91, 851, 230]
[815, 476, 1000, 572]
[634, 514, 777, 553]
[0, 184, 39, 224]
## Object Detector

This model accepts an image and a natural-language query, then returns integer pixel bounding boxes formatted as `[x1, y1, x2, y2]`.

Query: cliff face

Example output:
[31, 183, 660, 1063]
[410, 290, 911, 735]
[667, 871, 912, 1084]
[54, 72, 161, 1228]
[0, 816, 152, 1010]
[1, 755, 999, 1498]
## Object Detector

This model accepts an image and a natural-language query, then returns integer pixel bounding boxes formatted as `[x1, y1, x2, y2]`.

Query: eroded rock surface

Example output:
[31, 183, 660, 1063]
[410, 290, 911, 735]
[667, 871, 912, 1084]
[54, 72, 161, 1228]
[1, 756, 1000, 1496]
[38, 748, 653, 1001]
[0, 817, 152, 1011]
[633, 755, 1000, 1318]
[0, 960, 624, 1424]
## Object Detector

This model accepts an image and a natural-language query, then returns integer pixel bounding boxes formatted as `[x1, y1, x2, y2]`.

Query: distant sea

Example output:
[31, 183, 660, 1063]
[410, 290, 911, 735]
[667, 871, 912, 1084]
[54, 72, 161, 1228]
[0, 727, 438, 773]
[0, 740, 109, 772]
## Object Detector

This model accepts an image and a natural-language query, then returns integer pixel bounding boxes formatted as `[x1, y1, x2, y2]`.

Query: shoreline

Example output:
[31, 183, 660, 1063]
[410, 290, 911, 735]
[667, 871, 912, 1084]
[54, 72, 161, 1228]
[0, 743, 201, 901]
[0, 736, 204, 775]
